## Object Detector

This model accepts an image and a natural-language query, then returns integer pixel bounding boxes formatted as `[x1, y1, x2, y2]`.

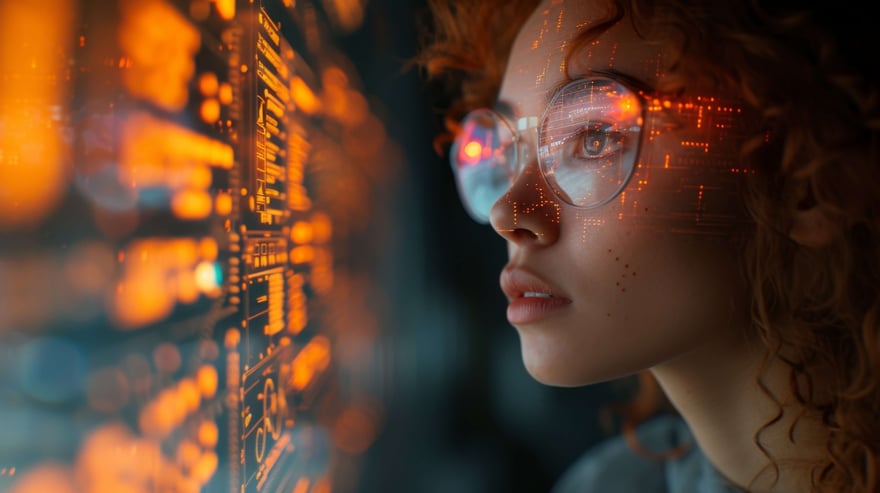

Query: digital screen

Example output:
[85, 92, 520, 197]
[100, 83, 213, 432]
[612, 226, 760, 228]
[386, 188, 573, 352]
[0, 0, 389, 491]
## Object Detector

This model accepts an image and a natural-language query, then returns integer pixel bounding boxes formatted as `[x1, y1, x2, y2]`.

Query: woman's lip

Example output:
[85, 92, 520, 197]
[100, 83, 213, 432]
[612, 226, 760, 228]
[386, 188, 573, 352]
[499, 267, 572, 324]
[499, 267, 570, 301]
[506, 296, 571, 325]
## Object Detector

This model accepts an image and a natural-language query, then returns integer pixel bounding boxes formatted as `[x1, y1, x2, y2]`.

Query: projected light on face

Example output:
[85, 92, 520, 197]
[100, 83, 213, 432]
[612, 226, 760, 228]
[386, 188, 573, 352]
[468, 0, 760, 389]
[451, 73, 757, 234]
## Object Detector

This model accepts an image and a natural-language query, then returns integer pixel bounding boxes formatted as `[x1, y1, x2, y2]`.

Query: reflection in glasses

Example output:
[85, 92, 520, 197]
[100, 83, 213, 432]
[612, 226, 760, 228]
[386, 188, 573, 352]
[450, 74, 756, 235]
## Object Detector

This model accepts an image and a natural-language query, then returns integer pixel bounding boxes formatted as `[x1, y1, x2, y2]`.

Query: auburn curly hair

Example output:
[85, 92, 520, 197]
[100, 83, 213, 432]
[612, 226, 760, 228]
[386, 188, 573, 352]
[417, 0, 880, 491]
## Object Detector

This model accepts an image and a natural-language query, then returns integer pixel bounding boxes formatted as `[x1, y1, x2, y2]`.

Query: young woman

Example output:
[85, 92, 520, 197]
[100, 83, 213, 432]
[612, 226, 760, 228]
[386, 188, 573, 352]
[418, 0, 880, 491]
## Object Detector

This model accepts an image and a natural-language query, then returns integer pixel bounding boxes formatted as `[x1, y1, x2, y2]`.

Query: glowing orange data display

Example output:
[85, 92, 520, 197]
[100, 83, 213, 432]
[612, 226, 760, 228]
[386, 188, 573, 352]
[120, 113, 234, 220]
[118, 0, 201, 112]
[323, 0, 366, 32]
[111, 237, 222, 329]
[247, 6, 303, 227]
[321, 66, 369, 127]
[291, 335, 331, 391]
[291, 76, 322, 115]
[0, 0, 73, 228]
[231, 13, 343, 490]
[0, 1, 387, 493]
[215, 0, 236, 20]
[289, 212, 334, 295]
[287, 124, 313, 212]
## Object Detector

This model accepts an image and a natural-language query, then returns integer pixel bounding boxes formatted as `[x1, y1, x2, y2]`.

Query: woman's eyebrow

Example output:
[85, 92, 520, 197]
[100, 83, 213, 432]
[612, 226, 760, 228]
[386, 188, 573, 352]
[493, 77, 576, 118]
[495, 69, 656, 118]
[492, 78, 575, 117]
[555, 68, 657, 98]
[594, 68, 656, 93]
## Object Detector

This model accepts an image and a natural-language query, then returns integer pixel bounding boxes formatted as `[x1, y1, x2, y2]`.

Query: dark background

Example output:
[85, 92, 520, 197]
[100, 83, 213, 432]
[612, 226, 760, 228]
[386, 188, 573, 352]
[332, 2, 629, 491]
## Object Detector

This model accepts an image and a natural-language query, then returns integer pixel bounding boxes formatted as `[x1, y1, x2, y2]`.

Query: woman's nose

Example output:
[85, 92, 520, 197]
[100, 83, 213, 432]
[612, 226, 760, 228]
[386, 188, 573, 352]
[488, 160, 561, 246]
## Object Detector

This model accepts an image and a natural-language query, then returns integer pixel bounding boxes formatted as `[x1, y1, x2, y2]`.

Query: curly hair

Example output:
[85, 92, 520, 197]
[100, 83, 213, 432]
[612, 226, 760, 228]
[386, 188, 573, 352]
[415, 0, 541, 153]
[417, 0, 880, 491]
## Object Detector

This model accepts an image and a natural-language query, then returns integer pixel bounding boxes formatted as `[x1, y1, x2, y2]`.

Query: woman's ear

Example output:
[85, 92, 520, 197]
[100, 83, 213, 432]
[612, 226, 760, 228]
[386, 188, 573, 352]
[789, 205, 835, 248]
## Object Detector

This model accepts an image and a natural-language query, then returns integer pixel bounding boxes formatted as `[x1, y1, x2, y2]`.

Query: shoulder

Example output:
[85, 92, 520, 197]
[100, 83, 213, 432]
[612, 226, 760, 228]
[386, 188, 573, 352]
[551, 414, 741, 493]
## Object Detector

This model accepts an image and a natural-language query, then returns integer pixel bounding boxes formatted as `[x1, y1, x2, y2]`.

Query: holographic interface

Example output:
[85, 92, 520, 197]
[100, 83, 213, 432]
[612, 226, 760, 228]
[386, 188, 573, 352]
[455, 0, 761, 235]
[452, 75, 757, 233]
[451, 77, 645, 223]
[0, 0, 388, 492]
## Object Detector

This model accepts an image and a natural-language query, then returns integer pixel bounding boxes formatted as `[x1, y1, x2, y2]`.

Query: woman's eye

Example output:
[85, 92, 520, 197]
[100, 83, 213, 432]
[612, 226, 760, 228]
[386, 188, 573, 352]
[574, 122, 623, 160]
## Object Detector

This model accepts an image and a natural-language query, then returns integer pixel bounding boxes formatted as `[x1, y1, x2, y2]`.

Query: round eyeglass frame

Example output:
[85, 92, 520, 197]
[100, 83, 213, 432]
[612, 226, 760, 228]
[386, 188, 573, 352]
[449, 76, 651, 224]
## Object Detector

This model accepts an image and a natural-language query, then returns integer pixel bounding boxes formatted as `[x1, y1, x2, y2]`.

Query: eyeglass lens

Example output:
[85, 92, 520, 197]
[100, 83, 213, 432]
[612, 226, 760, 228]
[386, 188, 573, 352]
[450, 78, 644, 224]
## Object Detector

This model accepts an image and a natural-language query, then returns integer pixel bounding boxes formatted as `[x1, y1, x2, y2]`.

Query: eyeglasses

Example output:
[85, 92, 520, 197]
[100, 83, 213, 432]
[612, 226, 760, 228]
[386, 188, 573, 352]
[449, 76, 649, 224]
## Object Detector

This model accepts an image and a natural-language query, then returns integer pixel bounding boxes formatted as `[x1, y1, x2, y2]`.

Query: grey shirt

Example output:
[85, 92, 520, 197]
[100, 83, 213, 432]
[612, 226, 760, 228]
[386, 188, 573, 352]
[552, 414, 744, 493]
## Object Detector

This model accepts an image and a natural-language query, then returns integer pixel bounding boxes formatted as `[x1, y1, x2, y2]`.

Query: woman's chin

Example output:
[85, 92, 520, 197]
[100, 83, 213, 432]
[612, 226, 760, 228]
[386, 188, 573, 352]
[519, 341, 644, 388]
[521, 352, 603, 388]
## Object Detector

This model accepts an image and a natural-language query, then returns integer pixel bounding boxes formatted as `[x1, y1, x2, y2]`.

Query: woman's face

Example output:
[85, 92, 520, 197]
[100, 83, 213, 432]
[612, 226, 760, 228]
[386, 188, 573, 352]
[488, 0, 751, 385]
